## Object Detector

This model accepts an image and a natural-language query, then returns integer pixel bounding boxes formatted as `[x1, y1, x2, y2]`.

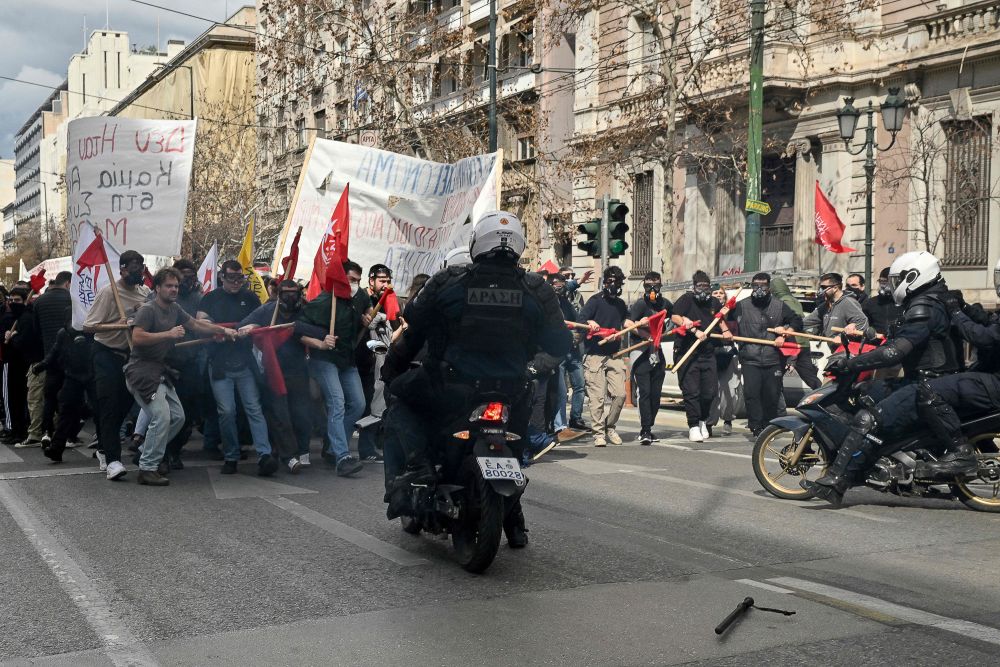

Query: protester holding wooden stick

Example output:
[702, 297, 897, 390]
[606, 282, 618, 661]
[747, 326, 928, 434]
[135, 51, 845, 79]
[727, 273, 803, 437]
[625, 271, 672, 445]
[83, 250, 151, 481]
[577, 266, 629, 447]
[671, 271, 733, 443]
[784, 272, 868, 349]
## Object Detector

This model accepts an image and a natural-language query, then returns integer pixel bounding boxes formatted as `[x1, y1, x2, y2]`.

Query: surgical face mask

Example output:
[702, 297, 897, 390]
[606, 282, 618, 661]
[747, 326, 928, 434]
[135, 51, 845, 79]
[350, 280, 361, 296]
[751, 285, 769, 300]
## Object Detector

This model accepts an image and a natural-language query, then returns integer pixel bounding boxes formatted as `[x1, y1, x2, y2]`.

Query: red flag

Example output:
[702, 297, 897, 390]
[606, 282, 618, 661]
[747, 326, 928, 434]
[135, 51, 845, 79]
[76, 235, 109, 272]
[647, 310, 668, 349]
[142, 266, 154, 289]
[278, 227, 302, 284]
[814, 182, 856, 253]
[586, 327, 617, 340]
[306, 186, 352, 301]
[29, 269, 46, 294]
[537, 259, 560, 275]
[253, 326, 295, 395]
[378, 287, 400, 322]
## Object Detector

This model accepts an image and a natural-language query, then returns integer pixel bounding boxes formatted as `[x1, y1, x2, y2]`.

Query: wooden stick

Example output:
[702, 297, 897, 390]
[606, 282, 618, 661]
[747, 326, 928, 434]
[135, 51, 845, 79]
[105, 262, 132, 350]
[599, 319, 644, 346]
[832, 325, 885, 341]
[613, 339, 653, 359]
[89, 322, 130, 331]
[672, 285, 748, 374]
[174, 322, 294, 349]
[711, 333, 798, 349]
[565, 320, 592, 331]
[270, 225, 304, 327]
[329, 293, 338, 336]
[767, 328, 837, 344]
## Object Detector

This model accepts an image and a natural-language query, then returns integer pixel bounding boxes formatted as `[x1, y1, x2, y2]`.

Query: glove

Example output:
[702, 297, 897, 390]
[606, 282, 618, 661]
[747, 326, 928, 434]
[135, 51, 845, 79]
[963, 302, 991, 326]
[943, 290, 966, 315]
[31, 362, 46, 375]
[525, 364, 539, 380]
[824, 356, 852, 375]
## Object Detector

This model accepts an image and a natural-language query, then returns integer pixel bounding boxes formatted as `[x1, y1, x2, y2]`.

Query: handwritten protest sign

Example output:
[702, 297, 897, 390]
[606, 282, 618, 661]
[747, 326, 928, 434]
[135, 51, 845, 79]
[65, 117, 196, 256]
[272, 139, 501, 293]
[71, 224, 121, 329]
[27, 257, 73, 287]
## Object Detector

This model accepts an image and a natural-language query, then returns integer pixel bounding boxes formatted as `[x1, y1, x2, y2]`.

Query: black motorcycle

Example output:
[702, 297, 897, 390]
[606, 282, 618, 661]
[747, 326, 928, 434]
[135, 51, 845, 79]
[752, 343, 1000, 512]
[391, 392, 527, 573]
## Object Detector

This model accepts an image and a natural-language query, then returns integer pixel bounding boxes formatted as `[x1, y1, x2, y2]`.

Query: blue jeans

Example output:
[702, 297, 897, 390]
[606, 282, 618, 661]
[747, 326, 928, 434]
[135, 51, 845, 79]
[128, 382, 185, 472]
[553, 363, 569, 432]
[309, 360, 365, 462]
[210, 367, 272, 462]
[563, 355, 585, 424]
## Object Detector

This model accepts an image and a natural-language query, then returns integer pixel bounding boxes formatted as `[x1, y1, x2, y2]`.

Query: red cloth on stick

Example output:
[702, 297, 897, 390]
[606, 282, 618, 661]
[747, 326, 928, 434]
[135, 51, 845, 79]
[142, 267, 154, 289]
[585, 327, 618, 340]
[378, 287, 400, 321]
[307, 185, 352, 301]
[814, 182, 856, 253]
[252, 326, 295, 395]
[278, 227, 302, 283]
[537, 259, 560, 275]
[29, 270, 47, 294]
[647, 310, 668, 348]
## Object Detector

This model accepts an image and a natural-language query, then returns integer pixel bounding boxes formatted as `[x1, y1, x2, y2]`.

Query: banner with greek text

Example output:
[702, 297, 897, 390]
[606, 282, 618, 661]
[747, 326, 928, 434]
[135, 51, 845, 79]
[65, 116, 197, 256]
[272, 139, 500, 294]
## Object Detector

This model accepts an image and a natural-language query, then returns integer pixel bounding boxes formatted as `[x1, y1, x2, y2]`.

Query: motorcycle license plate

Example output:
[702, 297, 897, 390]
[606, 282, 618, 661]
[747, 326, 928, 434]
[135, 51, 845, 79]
[477, 457, 526, 486]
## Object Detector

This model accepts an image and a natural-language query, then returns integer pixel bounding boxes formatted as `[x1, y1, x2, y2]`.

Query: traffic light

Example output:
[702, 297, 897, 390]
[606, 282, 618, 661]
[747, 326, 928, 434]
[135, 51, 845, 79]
[607, 199, 629, 258]
[577, 219, 602, 258]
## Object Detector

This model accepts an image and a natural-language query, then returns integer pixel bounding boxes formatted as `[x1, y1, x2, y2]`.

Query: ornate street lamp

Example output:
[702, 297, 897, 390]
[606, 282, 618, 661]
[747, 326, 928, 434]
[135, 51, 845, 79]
[837, 87, 908, 287]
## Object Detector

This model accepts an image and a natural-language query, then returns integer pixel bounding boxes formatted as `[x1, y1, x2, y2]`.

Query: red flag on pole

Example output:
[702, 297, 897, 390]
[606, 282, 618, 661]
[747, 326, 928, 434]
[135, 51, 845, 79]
[76, 235, 109, 271]
[307, 186, 352, 301]
[814, 182, 856, 253]
[29, 269, 47, 294]
[278, 227, 302, 283]
[647, 310, 668, 349]
[252, 326, 295, 395]
[377, 287, 401, 322]
[537, 259, 560, 275]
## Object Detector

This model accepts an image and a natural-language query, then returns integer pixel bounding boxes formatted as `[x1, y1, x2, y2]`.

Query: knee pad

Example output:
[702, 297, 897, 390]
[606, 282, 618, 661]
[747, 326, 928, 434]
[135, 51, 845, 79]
[851, 408, 878, 434]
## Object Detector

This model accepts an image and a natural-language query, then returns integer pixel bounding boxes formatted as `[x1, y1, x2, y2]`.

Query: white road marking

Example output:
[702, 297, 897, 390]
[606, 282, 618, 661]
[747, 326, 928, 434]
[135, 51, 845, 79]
[264, 496, 428, 567]
[768, 576, 1000, 647]
[0, 444, 24, 463]
[0, 481, 158, 667]
[735, 579, 794, 594]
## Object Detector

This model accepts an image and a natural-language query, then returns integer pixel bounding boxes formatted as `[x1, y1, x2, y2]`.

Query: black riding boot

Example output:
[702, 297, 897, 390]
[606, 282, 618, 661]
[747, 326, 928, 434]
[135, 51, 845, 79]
[918, 440, 978, 480]
[503, 499, 529, 548]
[801, 412, 880, 506]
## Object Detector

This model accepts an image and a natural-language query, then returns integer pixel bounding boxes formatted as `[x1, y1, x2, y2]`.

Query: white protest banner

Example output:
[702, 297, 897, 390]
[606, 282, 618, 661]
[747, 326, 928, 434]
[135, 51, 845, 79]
[65, 116, 196, 256]
[28, 257, 73, 279]
[71, 224, 121, 329]
[272, 139, 501, 293]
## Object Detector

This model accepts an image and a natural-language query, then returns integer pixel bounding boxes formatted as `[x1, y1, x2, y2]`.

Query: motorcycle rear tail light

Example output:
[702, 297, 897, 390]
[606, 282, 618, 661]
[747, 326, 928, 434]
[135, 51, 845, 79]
[470, 402, 508, 423]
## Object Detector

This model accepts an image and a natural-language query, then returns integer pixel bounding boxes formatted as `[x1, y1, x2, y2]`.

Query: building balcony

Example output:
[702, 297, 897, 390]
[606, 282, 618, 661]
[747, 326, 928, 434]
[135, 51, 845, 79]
[2, 230, 15, 243]
[921, 0, 1000, 46]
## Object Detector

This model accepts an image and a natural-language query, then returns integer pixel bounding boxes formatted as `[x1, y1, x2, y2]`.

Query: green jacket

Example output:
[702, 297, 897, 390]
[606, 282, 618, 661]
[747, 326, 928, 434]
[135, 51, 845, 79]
[770, 277, 803, 317]
[300, 292, 360, 369]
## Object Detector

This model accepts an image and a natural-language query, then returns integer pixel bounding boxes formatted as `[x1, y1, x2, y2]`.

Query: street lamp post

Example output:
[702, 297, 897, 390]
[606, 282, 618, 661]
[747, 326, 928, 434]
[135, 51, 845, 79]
[836, 87, 907, 288]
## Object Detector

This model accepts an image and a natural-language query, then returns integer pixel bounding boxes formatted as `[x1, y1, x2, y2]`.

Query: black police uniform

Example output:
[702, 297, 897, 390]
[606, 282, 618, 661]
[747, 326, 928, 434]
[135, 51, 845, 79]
[803, 281, 960, 504]
[380, 258, 570, 542]
[628, 293, 671, 438]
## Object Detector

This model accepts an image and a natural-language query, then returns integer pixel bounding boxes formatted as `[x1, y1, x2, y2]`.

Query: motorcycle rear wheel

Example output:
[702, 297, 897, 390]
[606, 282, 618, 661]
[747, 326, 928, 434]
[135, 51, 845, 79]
[452, 458, 504, 574]
[753, 424, 829, 500]
[951, 433, 1000, 513]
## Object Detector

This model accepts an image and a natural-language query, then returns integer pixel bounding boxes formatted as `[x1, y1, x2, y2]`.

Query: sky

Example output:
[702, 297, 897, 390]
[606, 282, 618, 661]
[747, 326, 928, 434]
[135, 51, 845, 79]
[0, 0, 236, 158]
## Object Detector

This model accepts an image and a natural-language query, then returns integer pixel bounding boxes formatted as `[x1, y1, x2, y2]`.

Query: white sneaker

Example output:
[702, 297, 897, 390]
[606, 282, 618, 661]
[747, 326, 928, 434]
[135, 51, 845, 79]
[287, 457, 302, 474]
[66, 437, 81, 449]
[95, 451, 108, 471]
[106, 461, 127, 480]
[298, 453, 311, 467]
[699, 421, 710, 439]
[688, 426, 705, 443]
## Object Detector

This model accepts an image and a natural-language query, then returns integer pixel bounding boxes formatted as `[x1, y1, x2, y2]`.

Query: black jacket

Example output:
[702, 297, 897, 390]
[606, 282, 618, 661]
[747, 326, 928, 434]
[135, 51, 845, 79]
[729, 296, 802, 367]
[32, 287, 72, 355]
[37, 327, 94, 383]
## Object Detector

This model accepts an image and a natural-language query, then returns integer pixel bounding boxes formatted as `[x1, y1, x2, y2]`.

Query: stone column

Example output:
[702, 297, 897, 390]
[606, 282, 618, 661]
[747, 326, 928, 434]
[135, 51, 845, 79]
[682, 163, 716, 277]
[788, 138, 818, 273]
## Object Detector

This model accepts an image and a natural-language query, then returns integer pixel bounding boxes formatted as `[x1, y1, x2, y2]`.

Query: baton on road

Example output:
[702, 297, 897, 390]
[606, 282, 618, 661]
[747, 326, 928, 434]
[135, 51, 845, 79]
[715, 597, 754, 635]
[767, 328, 838, 345]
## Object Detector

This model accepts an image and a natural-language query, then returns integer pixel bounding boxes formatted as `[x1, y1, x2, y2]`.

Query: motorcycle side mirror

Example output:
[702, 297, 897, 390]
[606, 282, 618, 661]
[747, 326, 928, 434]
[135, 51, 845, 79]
[840, 333, 851, 356]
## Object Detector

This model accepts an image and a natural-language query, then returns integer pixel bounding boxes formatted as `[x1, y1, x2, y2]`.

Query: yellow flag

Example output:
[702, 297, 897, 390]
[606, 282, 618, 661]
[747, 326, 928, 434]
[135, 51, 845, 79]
[238, 217, 269, 304]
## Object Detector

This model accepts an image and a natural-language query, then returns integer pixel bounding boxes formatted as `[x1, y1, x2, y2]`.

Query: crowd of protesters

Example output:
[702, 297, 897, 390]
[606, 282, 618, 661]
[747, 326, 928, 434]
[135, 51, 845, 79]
[0, 253, 895, 482]
[0, 251, 421, 487]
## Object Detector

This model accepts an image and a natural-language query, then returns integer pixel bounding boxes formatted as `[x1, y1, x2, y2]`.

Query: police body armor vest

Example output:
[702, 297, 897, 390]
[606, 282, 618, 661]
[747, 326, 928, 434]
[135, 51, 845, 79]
[896, 293, 961, 378]
[450, 263, 533, 371]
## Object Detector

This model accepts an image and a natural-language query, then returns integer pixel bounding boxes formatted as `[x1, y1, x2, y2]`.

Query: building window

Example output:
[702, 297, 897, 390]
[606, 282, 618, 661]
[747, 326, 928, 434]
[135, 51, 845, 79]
[943, 118, 992, 267]
[516, 135, 535, 161]
[632, 171, 654, 276]
[314, 110, 326, 139]
[335, 35, 349, 67]
[336, 102, 349, 131]
[511, 30, 533, 69]
[760, 154, 794, 253]
[277, 107, 287, 153]
[295, 118, 305, 149]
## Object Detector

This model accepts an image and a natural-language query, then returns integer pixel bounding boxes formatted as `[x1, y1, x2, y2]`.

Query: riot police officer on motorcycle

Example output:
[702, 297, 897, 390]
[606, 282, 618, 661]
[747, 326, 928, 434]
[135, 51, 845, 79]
[380, 211, 570, 546]
[802, 251, 962, 505]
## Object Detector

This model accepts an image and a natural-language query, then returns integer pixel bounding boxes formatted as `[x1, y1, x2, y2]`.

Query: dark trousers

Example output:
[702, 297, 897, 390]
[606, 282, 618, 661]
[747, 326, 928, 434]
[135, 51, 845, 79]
[42, 368, 64, 435]
[873, 373, 1000, 439]
[3, 361, 29, 437]
[49, 376, 97, 456]
[357, 367, 377, 458]
[794, 351, 822, 390]
[742, 363, 783, 433]
[677, 355, 717, 426]
[262, 372, 313, 461]
[93, 344, 133, 464]
[632, 352, 666, 430]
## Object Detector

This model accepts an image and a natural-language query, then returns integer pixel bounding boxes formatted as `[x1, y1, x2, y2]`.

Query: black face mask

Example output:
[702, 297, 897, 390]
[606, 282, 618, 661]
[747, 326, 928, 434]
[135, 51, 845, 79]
[693, 288, 711, 303]
[279, 293, 302, 312]
[122, 270, 144, 286]
[814, 295, 826, 310]
[179, 279, 199, 296]
[8, 303, 25, 318]
[751, 286, 770, 304]
[552, 284, 566, 296]
[847, 286, 864, 298]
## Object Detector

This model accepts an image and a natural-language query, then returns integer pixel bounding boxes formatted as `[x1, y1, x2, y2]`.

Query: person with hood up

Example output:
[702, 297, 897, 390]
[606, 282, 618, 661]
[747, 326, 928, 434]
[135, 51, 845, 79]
[771, 276, 821, 390]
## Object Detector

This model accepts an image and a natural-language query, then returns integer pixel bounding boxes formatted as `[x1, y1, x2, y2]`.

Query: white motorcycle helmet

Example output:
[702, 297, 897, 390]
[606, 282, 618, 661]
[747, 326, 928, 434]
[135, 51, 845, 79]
[888, 250, 942, 306]
[469, 211, 526, 262]
[994, 257, 1000, 299]
[442, 245, 472, 269]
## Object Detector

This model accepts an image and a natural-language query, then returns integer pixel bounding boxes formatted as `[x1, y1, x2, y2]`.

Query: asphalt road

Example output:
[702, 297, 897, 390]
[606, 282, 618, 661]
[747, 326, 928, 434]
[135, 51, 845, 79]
[1, 406, 998, 666]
